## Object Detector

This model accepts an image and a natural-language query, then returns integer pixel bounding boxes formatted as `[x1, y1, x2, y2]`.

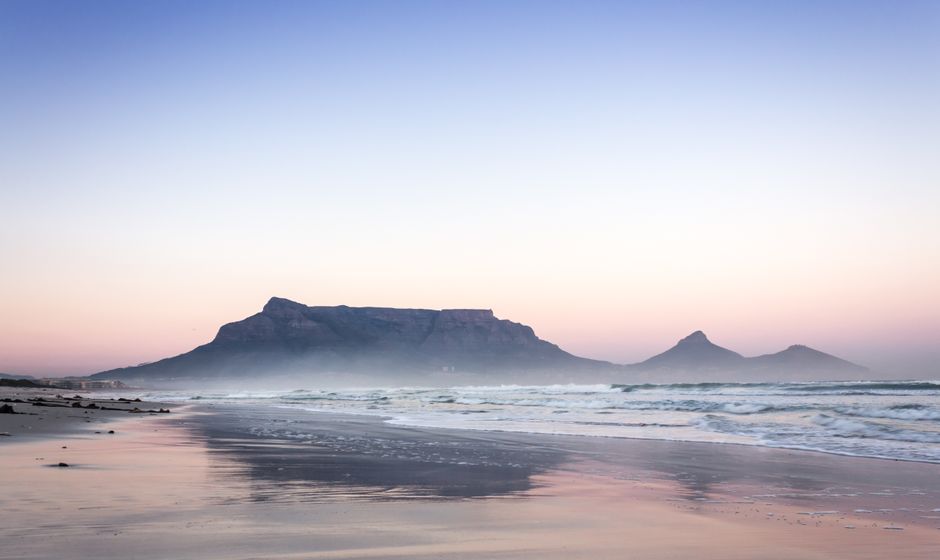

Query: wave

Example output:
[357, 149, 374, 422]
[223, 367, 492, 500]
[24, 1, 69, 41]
[834, 405, 940, 422]
[120, 379, 940, 465]
[613, 382, 777, 393]
[453, 384, 622, 394]
[612, 380, 940, 395]
[789, 381, 940, 393]
[811, 414, 940, 444]
[415, 395, 794, 415]
[692, 414, 805, 439]
[444, 397, 613, 409]
[614, 400, 785, 415]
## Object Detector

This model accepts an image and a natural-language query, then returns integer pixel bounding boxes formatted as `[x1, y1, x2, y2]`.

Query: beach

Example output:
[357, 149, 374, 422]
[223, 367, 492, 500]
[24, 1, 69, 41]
[4, 0, 937, 557]
[2, 389, 939, 559]
[0, 387, 171, 440]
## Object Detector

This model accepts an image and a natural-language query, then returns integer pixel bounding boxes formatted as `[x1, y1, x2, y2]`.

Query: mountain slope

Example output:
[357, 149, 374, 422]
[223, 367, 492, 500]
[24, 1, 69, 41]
[748, 344, 868, 377]
[90, 302, 870, 387]
[92, 297, 610, 385]
[634, 331, 745, 370]
[627, 332, 869, 381]
[0, 373, 36, 380]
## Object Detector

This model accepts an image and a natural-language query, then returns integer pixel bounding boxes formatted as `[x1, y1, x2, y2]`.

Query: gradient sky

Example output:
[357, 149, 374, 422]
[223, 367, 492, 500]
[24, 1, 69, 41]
[1, 0, 938, 377]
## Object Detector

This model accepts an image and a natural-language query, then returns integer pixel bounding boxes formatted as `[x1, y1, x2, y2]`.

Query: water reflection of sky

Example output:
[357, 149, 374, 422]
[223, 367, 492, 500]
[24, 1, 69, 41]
[194, 404, 940, 511]
[198, 407, 570, 501]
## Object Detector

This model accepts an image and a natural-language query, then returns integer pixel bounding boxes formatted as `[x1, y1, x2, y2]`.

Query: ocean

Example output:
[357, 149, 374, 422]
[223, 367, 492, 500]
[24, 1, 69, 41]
[124, 380, 940, 464]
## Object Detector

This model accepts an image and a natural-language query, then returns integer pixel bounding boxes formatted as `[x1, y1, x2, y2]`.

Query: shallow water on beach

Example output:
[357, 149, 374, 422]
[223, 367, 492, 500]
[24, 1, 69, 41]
[122, 380, 940, 463]
[3, 405, 940, 560]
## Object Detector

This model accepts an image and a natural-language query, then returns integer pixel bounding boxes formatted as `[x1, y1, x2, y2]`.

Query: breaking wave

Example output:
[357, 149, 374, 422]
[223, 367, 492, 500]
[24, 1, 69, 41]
[613, 380, 940, 396]
[835, 404, 940, 422]
[811, 414, 940, 444]
[126, 379, 940, 464]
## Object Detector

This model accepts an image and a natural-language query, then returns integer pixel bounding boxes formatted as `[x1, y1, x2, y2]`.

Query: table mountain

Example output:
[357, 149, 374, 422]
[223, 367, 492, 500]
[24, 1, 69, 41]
[91, 300, 870, 387]
[92, 297, 611, 386]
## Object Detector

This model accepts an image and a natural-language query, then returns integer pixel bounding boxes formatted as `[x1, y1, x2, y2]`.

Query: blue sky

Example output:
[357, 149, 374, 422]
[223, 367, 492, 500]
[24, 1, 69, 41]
[1, 1, 938, 375]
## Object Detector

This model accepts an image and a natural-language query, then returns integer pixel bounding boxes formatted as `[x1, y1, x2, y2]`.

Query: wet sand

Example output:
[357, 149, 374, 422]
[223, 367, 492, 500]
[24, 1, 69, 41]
[0, 387, 172, 440]
[1, 402, 939, 559]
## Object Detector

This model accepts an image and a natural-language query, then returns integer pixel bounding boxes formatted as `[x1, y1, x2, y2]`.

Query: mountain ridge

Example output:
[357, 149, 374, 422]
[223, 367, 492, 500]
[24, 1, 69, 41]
[91, 297, 869, 386]
[634, 330, 744, 370]
[626, 331, 868, 382]
[92, 297, 611, 385]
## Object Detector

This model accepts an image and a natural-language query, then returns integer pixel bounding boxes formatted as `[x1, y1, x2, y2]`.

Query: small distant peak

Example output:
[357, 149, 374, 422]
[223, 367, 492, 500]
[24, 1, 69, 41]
[262, 296, 304, 313]
[678, 330, 709, 344]
[784, 344, 826, 356]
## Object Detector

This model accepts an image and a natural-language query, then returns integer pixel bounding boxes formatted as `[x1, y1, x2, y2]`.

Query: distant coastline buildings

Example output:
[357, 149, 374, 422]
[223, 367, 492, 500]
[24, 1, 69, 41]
[37, 378, 127, 390]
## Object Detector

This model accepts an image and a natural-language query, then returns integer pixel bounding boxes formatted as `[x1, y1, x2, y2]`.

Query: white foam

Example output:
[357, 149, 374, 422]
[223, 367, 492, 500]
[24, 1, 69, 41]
[721, 403, 771, 414]
[119, 380, 940, 465]
[812, 414, 940, 444]
[836, 406, 940, 421]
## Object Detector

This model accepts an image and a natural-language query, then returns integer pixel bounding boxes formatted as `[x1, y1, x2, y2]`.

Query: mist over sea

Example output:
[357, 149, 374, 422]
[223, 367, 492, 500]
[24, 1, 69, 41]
[115, 380, 940, 464]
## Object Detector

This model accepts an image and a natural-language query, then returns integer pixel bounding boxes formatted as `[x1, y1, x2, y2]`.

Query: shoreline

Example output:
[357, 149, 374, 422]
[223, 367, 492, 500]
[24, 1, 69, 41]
[132, 379, 940, 464]
[243, 400, 940, 467]
[382, 413, 940, 466]
[2, 398, 939, 559]
[0, 386, 175, 442]
[199, 404, 940, 527]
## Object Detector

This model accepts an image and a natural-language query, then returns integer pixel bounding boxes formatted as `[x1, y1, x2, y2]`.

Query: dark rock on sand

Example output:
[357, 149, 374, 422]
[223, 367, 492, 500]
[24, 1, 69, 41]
[30, 401, 69, 408]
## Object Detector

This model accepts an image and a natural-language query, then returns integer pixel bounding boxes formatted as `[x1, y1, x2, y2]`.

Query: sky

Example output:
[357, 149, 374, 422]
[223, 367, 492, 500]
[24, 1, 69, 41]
[1, 0, 938, 377]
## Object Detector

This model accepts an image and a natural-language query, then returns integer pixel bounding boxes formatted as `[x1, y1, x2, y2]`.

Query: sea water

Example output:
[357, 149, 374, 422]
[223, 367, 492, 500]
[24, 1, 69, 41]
[127, 380, 940, 463]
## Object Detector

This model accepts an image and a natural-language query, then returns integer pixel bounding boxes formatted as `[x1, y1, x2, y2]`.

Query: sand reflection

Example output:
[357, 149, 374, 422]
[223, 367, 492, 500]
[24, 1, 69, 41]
[3, 406, 940, 560]
[198, 407, 570, 501]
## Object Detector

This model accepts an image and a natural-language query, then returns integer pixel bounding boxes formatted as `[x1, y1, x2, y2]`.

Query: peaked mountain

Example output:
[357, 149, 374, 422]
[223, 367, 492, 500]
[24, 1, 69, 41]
[748, 344, 867, 376]
[92, 297, 611, 386]
[628, 331, 868, 381]
[90, 300, 870, 387]
[634, 331, 744, 370]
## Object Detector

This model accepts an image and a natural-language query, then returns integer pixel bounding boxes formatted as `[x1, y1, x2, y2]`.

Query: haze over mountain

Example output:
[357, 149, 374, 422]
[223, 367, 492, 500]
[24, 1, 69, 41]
[627, 331, 868, 382]
[89, 297, 872, 387]
[635, 331, 744, 371]
[0, 372, 36, 380]
[92, 297, 610, 387]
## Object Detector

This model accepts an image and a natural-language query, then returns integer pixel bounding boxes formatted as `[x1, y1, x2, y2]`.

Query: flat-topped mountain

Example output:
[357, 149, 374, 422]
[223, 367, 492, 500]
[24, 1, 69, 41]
[627, 332, 868, 381]
[91, 299, 870, 387]
[92, 298, 610, 386]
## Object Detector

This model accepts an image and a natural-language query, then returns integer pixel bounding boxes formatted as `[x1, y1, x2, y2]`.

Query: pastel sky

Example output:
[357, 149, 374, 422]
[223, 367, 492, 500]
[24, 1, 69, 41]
[1, 0, 938, 377]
